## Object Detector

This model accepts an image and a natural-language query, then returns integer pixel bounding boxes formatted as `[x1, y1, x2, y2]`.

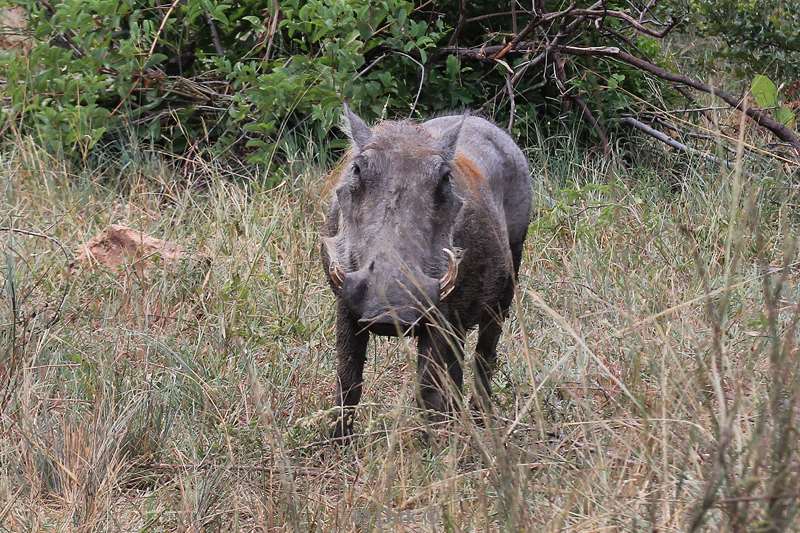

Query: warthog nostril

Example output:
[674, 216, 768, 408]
[343, 274, 367, 305]
[368, 260, 375, 272]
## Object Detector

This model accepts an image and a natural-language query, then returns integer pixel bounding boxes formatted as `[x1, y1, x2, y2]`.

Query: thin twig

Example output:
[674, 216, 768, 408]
[264, 0, 280, 61]
[569, 9, 679, 38]
[148, 0, 181, 58]
[493, 3, 576, 60]
[448, 0, 467, 46]
[505, 73, 516, 131]
[205, 12, 225, 56]
[553, 49, 610, 156]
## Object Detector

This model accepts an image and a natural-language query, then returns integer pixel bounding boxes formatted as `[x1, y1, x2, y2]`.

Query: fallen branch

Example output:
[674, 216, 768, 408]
[619, 116, 754, 175]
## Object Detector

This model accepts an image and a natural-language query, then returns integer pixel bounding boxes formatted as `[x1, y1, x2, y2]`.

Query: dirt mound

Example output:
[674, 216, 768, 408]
[75, 224, 201, 272]
[0, 7, 31, 54]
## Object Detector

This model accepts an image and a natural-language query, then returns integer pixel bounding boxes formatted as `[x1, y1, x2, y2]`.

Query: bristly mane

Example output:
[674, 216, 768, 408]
[362, 120, 440, 155]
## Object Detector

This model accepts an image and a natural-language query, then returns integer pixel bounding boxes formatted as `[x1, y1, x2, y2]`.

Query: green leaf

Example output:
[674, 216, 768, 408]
[751, 74, 778, 108]
[446, 55, 460, 79]
[144, 53, 168, 69]
[775, 106, 796, 127]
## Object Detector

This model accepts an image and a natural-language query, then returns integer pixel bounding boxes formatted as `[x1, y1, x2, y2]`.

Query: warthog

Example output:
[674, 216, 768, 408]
[322, 104, 532, 439]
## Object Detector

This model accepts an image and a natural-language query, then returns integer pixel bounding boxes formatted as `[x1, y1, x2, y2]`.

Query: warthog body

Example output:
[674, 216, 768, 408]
[322, 105, 532, 439]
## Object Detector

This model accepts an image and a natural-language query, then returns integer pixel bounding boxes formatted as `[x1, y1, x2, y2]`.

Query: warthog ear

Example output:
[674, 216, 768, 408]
[439, 112, 468, 161]
[341, 102, 372, 150]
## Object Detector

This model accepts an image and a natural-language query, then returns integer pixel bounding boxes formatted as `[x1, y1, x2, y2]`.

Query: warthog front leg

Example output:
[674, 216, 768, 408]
[416, 326, 464, 421]
[470, 317, 502, 415]
[331, 301, 369, 441]
[471, 248, 521, 418]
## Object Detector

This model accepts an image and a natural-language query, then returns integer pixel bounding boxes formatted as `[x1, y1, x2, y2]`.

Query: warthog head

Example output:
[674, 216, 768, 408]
[324, 105, 467, 335]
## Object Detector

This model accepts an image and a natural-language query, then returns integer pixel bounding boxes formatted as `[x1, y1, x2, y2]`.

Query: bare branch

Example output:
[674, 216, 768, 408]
[264, 0, 280, 61]
[505, 74, 516, 131]
[205, 12, 225, 56]
[356, 52, 425, 117]
[557, 45, 800, 153]
[620, 116, 758, 178]
[445, 37, 800, 153]
[464, 11, 517, 24]
[553, 50, 610, 157]
[448, 0, 467, 46]
[493, 4, 576, 60]
[570, 9, 679, 38]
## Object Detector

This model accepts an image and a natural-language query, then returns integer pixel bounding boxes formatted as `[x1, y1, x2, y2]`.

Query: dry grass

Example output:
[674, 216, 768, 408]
[0, 129, 799, 532]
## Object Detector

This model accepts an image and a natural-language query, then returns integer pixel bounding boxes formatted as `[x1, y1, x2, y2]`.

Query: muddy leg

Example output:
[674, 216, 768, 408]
[331, 301, 369, 441]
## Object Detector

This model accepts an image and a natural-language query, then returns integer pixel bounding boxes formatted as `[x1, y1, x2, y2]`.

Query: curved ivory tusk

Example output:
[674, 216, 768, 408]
[323, 237, 345, 290]
[439, 247, 460, 299]
[329, 262, 345, 289]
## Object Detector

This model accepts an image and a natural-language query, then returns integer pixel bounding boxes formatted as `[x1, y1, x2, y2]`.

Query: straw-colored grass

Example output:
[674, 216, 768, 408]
[0, 128, 798, 531]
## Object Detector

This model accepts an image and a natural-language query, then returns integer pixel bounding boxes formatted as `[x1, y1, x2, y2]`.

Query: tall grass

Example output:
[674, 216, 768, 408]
[0, 127, 798, 531]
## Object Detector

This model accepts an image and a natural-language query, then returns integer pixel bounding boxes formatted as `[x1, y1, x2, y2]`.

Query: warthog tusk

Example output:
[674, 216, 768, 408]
[439, 247, 461, 299]
[329, 262, 345, 289]
[323, 236, 345, 290]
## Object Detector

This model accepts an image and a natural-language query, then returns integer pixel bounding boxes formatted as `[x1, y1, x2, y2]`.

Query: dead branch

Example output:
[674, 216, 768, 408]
[553, 49, 610, 156]
[575, 95, 610, 157]
[557, 45, 800, 153]
[504, 73, 515, 131]
[493, 4, 576, 60]
[619, 116, 753, 175]
[264, 0, 280, 60]
[448, 0, 467, 46]
[442, 32, 800, 154]
[569, 9, 679, 38]
[205, 12, 225, 56]
[464, 11, 518, 24]
[438, 0, 800, 156]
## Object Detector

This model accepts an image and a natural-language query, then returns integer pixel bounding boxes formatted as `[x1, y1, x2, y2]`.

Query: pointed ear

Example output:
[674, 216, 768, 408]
[439, 112, 468, 161]
[341, 102, 372, 150]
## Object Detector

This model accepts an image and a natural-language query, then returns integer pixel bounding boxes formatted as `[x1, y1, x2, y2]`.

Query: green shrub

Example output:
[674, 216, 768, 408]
[689, 0, 800, 83]
[8, 0, 794, 164]
[1, 0, 447, 161]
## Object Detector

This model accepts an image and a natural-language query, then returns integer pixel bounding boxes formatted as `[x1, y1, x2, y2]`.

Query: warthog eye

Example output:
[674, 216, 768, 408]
[439, 164, 451, 183]
[435, 164, 452, 203]
[346, 161, 364, 195]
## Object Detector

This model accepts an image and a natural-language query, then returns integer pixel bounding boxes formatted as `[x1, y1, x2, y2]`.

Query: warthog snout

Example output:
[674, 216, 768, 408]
[339, 259, 440, 335]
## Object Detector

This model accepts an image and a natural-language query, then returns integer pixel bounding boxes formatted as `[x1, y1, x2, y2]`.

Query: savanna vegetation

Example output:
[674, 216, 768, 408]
[1, 0, 799, 531]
